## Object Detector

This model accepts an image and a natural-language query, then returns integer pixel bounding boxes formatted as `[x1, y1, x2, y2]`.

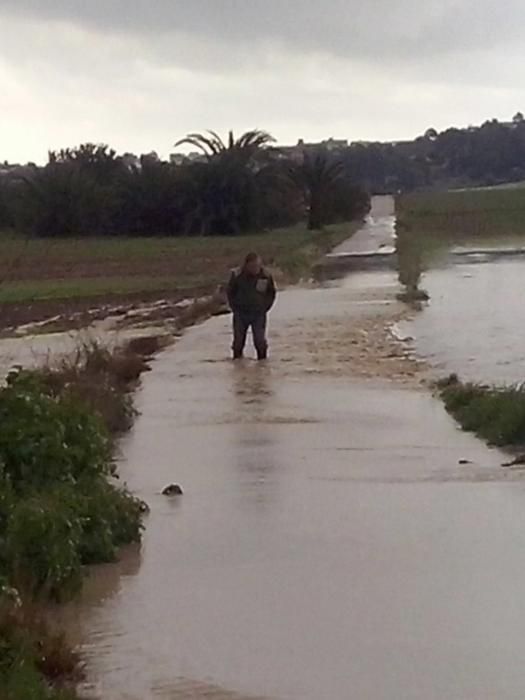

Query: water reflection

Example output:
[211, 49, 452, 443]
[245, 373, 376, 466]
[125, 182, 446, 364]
[232, 362, 274, 408]
[231, 363, 280, 509]
[396, 221, 425, 294]
[151, 678, 267, 699]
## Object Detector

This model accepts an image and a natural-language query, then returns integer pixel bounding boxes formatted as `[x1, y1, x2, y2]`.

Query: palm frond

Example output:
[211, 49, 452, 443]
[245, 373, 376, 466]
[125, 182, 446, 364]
[174, 133, 223, 158]
[206, 131, 227, 152]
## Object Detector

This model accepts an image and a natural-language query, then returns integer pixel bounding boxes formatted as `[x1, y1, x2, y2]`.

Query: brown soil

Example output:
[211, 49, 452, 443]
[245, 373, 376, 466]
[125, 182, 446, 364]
[0, 246, 238, 283]
[0, 285, 217, 336]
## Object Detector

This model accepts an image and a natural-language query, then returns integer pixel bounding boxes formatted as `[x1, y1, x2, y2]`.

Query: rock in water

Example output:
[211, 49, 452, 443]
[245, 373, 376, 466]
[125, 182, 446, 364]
[162, 484, 184, 496]
[139, 500, 150, 514]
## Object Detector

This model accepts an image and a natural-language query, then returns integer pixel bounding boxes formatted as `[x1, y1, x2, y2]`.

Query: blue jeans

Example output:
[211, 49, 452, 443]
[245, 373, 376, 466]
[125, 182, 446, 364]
[232, 312, 268, 359]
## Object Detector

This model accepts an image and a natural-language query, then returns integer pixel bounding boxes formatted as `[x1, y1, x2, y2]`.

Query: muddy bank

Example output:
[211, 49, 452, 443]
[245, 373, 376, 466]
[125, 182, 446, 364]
[0, 284, 230, 337]
[0, 292, 230, 381]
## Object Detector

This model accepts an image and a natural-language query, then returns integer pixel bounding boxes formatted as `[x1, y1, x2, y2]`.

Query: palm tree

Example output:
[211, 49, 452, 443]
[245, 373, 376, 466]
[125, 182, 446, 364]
[173, 130, 277, 235]
[174, 130, 275, 163]
[49, 143, 124, 184]
[290, 150, 345, 230]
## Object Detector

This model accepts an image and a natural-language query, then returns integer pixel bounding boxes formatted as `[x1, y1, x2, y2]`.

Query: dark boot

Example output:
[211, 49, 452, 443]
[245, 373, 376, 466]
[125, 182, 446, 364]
[252, 313, 268, 361]
[232, 313, 249, 360]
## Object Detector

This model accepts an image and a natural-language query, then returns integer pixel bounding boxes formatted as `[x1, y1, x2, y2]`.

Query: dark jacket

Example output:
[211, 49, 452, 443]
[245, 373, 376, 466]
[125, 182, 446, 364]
[227, 267, 276, 315]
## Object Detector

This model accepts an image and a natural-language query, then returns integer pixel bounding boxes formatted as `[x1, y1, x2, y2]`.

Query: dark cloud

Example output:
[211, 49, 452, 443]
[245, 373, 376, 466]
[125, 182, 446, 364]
[1, 0, 524, 63]
[1, 1, 525, 163]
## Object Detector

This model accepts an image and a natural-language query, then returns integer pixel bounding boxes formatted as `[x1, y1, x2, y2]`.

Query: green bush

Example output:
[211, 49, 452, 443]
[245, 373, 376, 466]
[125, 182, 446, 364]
[0, 370, 143, 598]
[440, 379, 525, 446]
[0, 597, 80, 700]
[0, 371, 112, 491]
[0, 354, 145, 698]
[68, 478, 143, 566]
[440, 382, 487, 413]
[6, 492, 83, 599]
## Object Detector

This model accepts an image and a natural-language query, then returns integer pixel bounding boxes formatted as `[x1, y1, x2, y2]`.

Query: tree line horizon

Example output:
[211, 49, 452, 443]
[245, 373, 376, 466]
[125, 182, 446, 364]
[1, 113, 525, 238]
[0, 129, 370, 238]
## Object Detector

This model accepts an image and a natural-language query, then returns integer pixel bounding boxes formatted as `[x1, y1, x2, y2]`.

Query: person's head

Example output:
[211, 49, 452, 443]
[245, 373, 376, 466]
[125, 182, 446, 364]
[243, 252, 262, 276]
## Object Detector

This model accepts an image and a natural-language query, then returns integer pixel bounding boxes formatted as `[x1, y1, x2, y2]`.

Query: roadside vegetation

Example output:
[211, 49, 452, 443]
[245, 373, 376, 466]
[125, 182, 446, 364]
[0, 341, 150, 699]
[438, 375, 525, 448]
[395, 220, 430, 304]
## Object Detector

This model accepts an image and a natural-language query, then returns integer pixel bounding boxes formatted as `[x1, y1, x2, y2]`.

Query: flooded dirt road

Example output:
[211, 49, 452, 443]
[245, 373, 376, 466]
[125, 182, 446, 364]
[66, 258, 525, 698]
[331, 195, 396, 256]
[4, 198, 517, 699]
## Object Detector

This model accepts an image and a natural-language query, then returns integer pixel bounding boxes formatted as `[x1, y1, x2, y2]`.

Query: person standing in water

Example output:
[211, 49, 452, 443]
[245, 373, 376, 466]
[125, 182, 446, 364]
[227, 252, 277, 360]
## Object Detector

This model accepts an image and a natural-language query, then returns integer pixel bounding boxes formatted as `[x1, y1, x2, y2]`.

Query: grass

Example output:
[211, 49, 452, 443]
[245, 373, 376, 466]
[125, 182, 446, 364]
[0, 340, 153, 698]
[0, 598, 82, 699]
[37, 340, 151, 434]
[0, 276, 196, 303]
[438, 375, 525, 447]
[396, 188, 525, 238]
[0, 222, 358, 305]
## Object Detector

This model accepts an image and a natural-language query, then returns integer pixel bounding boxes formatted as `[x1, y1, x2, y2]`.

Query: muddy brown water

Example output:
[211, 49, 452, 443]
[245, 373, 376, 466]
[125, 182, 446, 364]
[406, 257, 525, 384]
[65, 286, 525, 697]
[9, 198, 525, 699]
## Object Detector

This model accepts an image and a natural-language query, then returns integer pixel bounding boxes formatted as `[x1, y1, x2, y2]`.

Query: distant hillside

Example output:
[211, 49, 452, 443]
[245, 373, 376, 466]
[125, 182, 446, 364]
[340, 113, 525, 194]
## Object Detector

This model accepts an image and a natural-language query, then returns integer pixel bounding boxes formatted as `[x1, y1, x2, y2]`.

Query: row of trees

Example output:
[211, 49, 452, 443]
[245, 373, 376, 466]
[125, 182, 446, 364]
[342, 114, 525, 193]
[0, 131, 370, 238]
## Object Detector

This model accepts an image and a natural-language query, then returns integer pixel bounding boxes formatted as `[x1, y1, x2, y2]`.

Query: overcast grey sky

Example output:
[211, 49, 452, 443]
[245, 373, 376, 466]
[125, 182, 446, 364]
[2, 0, 525, 163]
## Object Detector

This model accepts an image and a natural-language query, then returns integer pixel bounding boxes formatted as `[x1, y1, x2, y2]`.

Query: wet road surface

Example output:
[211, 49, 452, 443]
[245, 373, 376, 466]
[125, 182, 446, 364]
[330, 195, 396, 256]
[66, 262, 525, 699]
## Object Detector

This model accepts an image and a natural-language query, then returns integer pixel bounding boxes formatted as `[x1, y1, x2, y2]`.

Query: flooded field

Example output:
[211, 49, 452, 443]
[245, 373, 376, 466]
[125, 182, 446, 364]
[404, 248, 525, 384]
[49, 201, 525, 700]
[7, 198, 525, 699]
[64, 276, 525, 700]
